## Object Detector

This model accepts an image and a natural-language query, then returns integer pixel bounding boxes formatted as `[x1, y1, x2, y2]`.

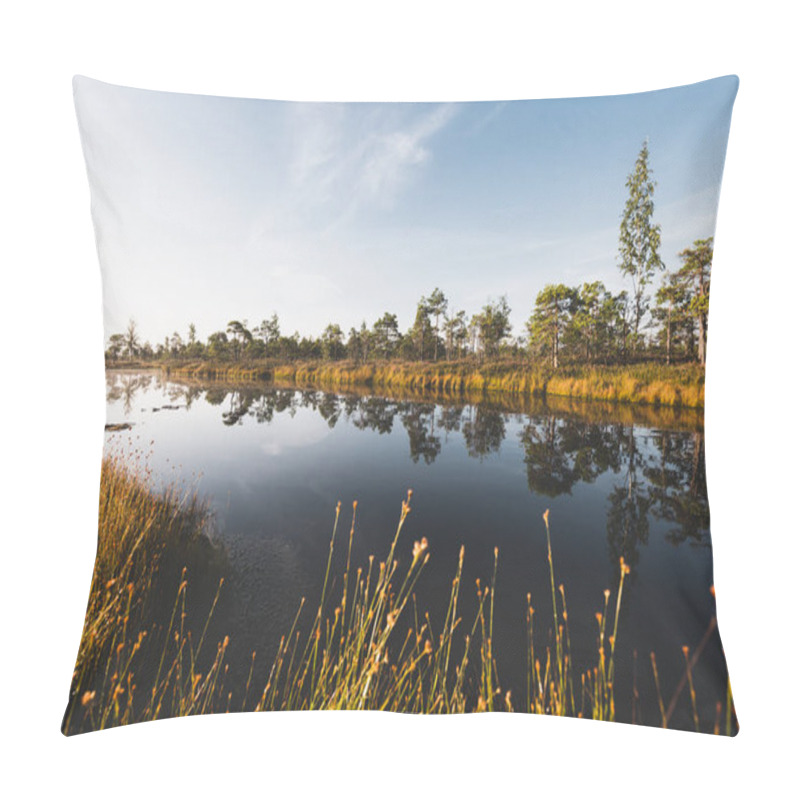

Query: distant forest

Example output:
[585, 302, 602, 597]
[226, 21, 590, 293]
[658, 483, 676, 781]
[106, 143, 713, 370]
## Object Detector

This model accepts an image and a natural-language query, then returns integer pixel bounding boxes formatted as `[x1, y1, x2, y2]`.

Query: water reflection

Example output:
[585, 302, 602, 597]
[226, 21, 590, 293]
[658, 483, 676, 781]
[106, 371, 711, 575]
[102, 370, 726, 729]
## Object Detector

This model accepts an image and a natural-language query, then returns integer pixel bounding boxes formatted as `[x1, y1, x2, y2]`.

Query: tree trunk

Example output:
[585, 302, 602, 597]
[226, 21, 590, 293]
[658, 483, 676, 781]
[666, 304, 672, 366]
[697, 314, 705, 366]
[697, 271, 707, 366]
[553, 315, 559, 369]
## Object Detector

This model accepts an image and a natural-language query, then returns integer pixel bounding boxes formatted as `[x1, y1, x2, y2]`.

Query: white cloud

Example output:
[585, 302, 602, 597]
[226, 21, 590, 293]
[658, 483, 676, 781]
[283, 102, 458, 227]
[357, 104, 457, 205]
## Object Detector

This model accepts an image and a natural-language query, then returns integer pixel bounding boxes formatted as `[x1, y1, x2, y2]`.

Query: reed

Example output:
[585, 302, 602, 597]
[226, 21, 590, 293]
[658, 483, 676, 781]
[62, 454, 226, 734]
[160, 359, 705, 408]
[255, 494, 497, 713]
[525, 511, 630, 720]
[163, 361, 272, 380]
[64, 459, 734, 734]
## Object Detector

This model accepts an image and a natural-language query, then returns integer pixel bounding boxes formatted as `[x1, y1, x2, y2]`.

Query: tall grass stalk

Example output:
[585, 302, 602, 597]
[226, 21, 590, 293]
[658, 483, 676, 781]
[65, 459, 734, 734]
[62, 455, 224, 734]
[530, 510, 629, 721]
[255, 492, 501, 713]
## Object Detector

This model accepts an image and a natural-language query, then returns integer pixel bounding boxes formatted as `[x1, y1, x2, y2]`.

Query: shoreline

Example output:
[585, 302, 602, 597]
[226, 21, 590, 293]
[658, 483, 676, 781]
[106, 370, 706, 432]
[64, 453, 731, 734]
[140, 359, 705, 409]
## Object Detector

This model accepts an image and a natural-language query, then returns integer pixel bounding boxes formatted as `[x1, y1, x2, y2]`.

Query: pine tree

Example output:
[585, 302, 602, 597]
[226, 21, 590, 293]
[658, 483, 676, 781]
[676, 238, 713, 366]
[528, 284, 577, 368]
[426, 288, 448, 361]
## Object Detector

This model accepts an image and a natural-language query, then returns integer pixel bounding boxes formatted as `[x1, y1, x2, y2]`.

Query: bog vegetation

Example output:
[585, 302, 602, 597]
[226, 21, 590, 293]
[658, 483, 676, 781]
[105, 143, 714, 404]
[63, 452, 227, 733]
[63, 456, 735, 735]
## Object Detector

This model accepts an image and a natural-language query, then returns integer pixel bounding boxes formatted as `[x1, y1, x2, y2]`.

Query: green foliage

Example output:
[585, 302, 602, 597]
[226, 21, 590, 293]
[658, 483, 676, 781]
[105, 216, 711, 371]
[618, 140, 664, 347]
[408, 296, 435, 360]
[226, 320, 252, 360]
[106, 333, 126, 361]
[255, 314, 281, 360]
[346, 322, 371, 364]
[528, 283, 577, 368]
[371, 313, 400, 360]
[654, 272, 691, 365]
[321, 322, 345, 360]
[676, 238, 713, 365]
[207, 330, 230, 360]
[426, 287, 448, 361]
[473, 296, 512, 360]
[443, 310, 468, 360]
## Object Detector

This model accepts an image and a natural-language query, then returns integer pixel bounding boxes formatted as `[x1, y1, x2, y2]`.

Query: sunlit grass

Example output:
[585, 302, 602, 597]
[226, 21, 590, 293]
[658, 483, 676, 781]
[62, 455, 226, 734]
[164, 361, 271, 380]
[254, 494, 489, 713]
[64, 458, 733, 734]
[162, 359, 704, 408]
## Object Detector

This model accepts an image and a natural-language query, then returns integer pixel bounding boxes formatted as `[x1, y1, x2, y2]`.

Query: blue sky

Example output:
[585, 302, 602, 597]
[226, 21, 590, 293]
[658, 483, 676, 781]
[74, 75, 738, 345]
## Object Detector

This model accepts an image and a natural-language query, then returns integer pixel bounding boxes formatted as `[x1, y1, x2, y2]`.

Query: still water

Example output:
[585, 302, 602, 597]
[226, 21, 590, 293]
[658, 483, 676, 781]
[104, 370, 728, 729]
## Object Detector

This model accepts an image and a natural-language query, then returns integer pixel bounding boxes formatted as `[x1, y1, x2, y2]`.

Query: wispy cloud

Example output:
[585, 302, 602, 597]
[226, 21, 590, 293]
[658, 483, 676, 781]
[283, 103, 458, 229]
[467, 101, 508, 135]
[77, 77, 735, 346]
[357, 105, 457, 204]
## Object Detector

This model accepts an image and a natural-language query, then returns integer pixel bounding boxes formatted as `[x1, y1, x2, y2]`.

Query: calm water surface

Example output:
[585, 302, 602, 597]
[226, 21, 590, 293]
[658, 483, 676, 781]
[105, 371, 727, 729]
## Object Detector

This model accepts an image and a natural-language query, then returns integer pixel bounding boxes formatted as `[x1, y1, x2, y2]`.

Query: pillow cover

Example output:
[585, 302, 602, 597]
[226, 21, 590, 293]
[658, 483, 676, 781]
[64, 75, 738, 735]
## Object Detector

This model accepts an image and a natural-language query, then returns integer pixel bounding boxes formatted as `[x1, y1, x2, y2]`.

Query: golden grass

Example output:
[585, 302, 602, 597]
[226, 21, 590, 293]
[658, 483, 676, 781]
[62, 454, 226, 734]
[64, 458, 733, 734]
[163, 361, 272, 380]
[254, 495, 489, 712]
[158, 359, 705, 408]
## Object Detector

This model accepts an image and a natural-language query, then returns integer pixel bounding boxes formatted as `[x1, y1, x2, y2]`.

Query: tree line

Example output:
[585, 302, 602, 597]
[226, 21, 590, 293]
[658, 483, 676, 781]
[107, 142, 713, 369]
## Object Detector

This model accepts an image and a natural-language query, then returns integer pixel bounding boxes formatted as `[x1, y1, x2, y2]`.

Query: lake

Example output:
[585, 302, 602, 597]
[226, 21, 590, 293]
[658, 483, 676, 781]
[103, 369, 729, 730]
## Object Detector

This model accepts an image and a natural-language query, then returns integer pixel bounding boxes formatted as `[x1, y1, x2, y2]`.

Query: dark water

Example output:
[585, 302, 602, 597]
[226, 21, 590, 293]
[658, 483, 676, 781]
[104, 370, 730, 730]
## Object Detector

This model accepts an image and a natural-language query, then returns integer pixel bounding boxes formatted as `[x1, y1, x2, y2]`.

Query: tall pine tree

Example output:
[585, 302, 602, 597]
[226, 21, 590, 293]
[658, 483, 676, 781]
[676, 238, 713, 366]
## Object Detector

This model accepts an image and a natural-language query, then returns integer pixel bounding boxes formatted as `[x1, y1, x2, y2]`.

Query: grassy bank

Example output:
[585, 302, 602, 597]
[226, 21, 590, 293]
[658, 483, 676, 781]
[62, 455, 227, 734]
[64, 459, 733, 734]
[158, 359, 705, 408]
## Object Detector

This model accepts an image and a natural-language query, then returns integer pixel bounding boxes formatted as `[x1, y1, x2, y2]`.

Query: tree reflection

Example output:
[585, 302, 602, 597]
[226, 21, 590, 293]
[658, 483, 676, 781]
[106, 374, 711, 566]
[606, 427, 652, 574]
[463, 406, 505, 460]
[106, 373, 153, 414]
[316, 392, 343, 429]
[351, 396, 397, 435]
[646, 430, 710, 547]
[520, 416, 577, 496]
[400, 404, 442, 464]
[437, 404, 466, 440]
[518, 413, 622, 496]
[222, 390, 255, 426]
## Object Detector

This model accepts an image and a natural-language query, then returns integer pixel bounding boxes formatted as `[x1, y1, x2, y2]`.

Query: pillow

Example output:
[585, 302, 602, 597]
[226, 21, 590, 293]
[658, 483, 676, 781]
[64, 75, 738, 735]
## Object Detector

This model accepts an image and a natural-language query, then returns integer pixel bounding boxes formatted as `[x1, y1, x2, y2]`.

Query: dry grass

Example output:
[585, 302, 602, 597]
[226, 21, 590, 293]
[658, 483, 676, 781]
[64, 459, 734, 734]
[62, 454, 226, 734]
[159, 359, 705, 408]
[163, 362, 272, 380]
[254, 494, 492, 712]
